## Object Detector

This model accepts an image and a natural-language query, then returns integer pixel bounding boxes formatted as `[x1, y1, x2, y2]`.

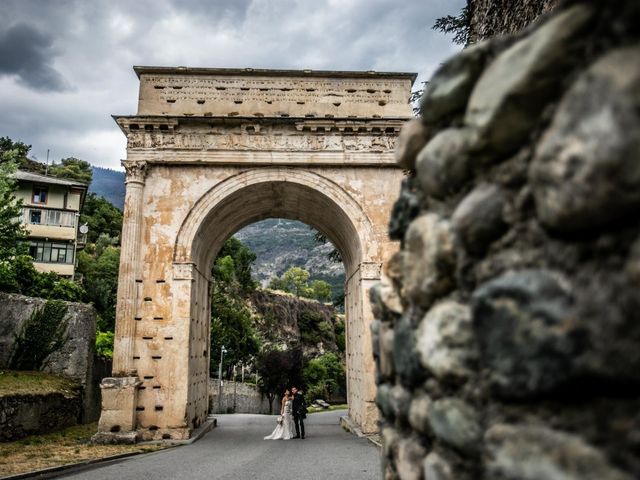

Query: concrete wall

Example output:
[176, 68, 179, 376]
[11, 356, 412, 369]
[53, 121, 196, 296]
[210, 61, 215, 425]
[0, 292, 100, 421]
[208, 380, 274, 415]
[376, 1, 640, 478]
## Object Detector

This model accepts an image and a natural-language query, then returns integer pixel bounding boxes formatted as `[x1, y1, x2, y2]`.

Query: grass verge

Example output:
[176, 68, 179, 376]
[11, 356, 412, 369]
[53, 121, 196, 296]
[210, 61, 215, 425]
[0, 423, 168, 478]
[0, 370, 78, 397]
[307, 403, 348, 414]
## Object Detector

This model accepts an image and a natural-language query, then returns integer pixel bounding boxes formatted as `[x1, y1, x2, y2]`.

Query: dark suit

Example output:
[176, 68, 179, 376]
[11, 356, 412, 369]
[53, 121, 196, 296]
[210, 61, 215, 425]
[292, 392, 307, 438]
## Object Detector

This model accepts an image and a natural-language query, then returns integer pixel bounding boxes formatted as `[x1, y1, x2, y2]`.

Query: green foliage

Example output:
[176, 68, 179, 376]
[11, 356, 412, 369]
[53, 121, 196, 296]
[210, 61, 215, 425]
[303, 352, 346, 403]
[0, 159, 28, 262]
[95, 330, 114, 359]
[312, 230, 342, 263]
[0, 254, 86, 301]
[0, 137, 40, 173]
[311, 279, 332, 303]
[77, 243, 120, 331]
[79, 194, 123, 244]
[210, 238, 260, 377]
[256, 345, 304, 413]
[48, 157, 93, 184]
[213, 237, 257, 293]
[433, 5, 471, 45]
[283, 267, 310, 297]
[10, 300, 69, 370]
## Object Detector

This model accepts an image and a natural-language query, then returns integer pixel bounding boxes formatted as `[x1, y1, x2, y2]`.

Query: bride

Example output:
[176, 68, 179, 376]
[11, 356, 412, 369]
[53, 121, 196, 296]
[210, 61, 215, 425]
[264, 389, 296, 440]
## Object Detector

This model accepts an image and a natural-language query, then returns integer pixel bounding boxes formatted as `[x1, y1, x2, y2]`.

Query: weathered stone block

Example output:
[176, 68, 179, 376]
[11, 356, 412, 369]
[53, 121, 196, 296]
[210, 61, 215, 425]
[94, 377, 141, 441]
[407, 391, 432, 435]
[451, 183, 507, 254]
[402, 214, 456, 309]
[396, 437, 427, 480]
[416, 128, 474, 199]
[423, 452, 454, 480]
[389, 176, 422, 241]
[484, 424, 632, 480]
[472, 269, 586, 398]
[429, 398, 481, 454]
[465, 4, 594, 157]
[416, 301, 477, 381]
[393, 315, 426, 387]
[420, 40, 492, 124]
[395, 119, 432, 170]
[530, 46, 640, 231]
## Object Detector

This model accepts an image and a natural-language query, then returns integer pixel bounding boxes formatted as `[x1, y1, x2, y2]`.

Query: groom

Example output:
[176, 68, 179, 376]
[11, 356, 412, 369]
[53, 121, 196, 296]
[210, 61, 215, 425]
[291, 386, 307, 439]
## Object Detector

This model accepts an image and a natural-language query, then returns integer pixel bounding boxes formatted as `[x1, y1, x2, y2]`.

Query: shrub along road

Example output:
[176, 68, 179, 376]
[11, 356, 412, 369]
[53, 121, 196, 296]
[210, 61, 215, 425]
[61, 410, 380, 480]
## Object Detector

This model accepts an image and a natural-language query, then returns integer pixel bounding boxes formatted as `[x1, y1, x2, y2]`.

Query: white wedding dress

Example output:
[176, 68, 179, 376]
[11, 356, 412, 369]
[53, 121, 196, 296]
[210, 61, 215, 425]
[264, 399, 295, 440]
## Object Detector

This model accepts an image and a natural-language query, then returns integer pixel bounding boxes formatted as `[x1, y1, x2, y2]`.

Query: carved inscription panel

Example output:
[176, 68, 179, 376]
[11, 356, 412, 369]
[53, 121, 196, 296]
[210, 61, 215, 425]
[138, 70, 414, 118]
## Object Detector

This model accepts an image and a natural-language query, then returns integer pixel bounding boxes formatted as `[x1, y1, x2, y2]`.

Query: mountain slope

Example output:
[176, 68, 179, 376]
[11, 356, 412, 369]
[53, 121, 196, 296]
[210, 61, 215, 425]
[90, 167, 124, 210]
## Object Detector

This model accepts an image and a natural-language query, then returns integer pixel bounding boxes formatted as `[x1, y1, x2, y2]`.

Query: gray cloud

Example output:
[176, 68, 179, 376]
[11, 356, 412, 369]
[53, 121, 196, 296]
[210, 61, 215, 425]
[0, 22, 69, 91]
[0, 0, 465, 169]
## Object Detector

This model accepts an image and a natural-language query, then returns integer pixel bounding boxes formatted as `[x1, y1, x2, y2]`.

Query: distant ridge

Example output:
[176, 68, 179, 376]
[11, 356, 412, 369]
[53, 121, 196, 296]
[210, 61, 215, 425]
[90, 166, 124, 210]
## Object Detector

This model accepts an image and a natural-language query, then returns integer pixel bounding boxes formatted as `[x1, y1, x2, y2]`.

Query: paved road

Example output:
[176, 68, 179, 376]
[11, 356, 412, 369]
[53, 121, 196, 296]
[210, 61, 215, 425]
[63, 410, 381, 480]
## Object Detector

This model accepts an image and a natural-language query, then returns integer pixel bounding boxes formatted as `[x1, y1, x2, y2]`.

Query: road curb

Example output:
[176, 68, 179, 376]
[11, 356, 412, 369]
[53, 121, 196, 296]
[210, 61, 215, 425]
[339, 415, 381, 449]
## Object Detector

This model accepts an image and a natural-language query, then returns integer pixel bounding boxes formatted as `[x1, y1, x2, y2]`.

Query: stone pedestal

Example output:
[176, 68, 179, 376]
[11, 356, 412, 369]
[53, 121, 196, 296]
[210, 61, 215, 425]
[92, 377, 141, 444]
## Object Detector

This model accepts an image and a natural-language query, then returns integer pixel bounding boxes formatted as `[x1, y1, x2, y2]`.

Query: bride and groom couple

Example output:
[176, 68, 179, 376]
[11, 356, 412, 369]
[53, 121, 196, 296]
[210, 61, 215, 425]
[264, 386, 308, 440]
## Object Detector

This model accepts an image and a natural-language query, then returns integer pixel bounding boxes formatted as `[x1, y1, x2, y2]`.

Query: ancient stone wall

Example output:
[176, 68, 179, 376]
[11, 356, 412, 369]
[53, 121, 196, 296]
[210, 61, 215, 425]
[0, 391, 82, 441]
[208, 380, 274, 415]
[468, 0, 559, 43]
[374, 1, 640, 478]
[0, 292, 100, 421]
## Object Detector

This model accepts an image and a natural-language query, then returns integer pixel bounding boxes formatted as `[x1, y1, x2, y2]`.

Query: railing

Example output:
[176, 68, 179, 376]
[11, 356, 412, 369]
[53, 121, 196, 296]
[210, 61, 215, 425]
[21, 207, 77, 228]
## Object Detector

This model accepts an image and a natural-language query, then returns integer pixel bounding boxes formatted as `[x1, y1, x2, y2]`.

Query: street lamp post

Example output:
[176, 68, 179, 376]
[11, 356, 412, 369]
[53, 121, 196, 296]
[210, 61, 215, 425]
[217, 345, 227, 413]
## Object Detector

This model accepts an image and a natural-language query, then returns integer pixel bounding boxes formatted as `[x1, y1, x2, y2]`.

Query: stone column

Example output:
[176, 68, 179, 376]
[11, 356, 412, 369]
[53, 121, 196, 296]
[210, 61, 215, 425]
[113, 160, 147, 376]
[93, 160, 147, 444]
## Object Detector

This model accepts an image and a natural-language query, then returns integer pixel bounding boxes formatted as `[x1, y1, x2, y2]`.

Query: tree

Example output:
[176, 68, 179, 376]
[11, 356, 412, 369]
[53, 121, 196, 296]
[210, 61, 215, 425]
[0, 159, 28, 262]
[49, 157, 93, 184]
[209, 238, 261, 378]
[256, 345, 304, 413]
[78, 243, 120, 331]
[282, 267, 310, 297]
[303, 352, 346, 403]
[433, 5, 471, 46]
[80, 194, 123, 243]
[312, 230, 342, 263]
[213, 237, 257, 293]
[311, 280, 332, 303]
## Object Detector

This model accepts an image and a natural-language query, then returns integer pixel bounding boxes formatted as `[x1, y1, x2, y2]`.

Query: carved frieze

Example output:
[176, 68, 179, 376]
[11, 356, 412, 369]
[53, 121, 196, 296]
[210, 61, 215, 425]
[126, 128, 398, 153]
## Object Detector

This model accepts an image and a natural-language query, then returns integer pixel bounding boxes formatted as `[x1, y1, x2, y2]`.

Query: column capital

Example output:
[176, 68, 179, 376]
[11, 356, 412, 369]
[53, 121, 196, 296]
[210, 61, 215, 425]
[121, 160, 148, 185]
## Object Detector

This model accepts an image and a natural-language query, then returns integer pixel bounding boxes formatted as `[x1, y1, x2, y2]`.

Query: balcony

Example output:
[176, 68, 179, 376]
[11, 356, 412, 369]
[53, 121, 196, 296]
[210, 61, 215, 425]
[21, 207, 77, 240]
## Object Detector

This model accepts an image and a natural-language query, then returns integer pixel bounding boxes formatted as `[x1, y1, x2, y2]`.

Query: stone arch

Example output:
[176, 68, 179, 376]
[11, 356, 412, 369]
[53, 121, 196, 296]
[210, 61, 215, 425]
[95, 67, 413, 444]
[173, 167, 378, 276]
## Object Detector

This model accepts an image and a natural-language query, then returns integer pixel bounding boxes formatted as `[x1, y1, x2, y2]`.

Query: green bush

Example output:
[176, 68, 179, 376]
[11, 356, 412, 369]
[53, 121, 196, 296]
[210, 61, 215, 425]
[96, 330, 114, 359]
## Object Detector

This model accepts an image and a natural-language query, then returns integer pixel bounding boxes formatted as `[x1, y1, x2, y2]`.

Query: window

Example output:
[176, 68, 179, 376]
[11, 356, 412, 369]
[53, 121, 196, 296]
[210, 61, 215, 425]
[28, 240, 74, 264]
[30, 210, 42, 224]
[32, 186, 48, 204]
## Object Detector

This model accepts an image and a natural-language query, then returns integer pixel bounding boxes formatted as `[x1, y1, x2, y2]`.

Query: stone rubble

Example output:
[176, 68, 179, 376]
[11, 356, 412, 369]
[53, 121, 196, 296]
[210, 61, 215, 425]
[373, 1, 640, 478]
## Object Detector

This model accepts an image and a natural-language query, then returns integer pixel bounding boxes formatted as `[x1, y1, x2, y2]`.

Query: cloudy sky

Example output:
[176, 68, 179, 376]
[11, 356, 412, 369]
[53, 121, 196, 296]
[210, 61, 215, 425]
[0, 0, 464, 170]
